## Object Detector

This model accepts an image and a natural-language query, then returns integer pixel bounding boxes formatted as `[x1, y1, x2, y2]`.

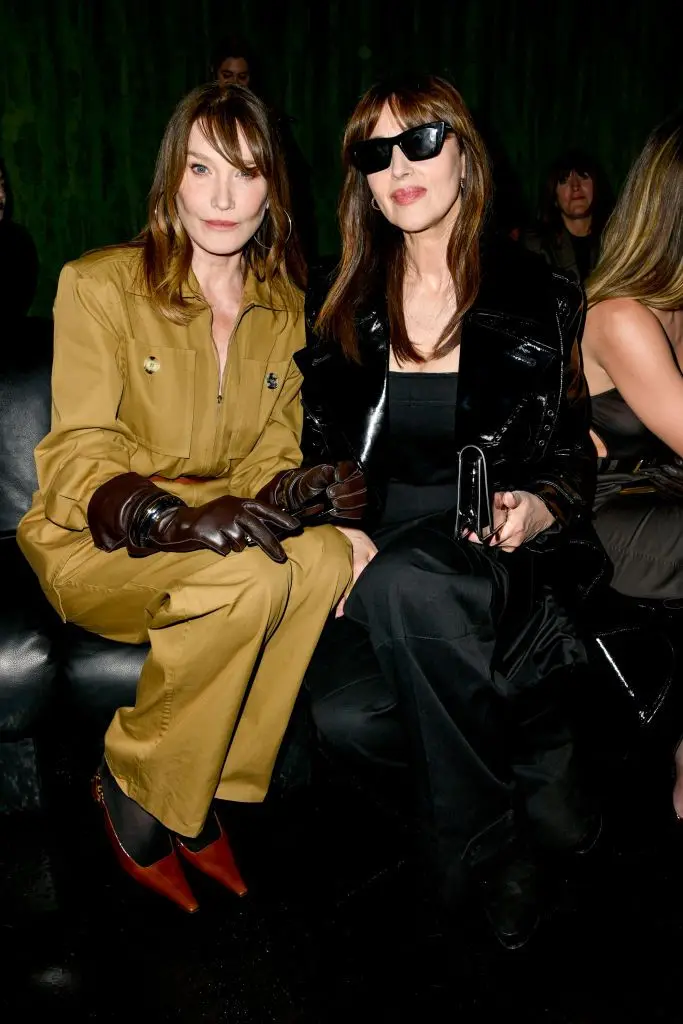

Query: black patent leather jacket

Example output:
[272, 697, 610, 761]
[296, 242, 607, 593]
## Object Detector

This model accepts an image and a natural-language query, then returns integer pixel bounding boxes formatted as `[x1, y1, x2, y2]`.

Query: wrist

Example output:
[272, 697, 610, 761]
[131, 493, 186, 549]
[532, 493, 558, 531]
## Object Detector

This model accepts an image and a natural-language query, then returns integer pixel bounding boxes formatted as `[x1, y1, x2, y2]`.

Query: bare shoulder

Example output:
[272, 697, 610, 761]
[585, 298, 666, 353]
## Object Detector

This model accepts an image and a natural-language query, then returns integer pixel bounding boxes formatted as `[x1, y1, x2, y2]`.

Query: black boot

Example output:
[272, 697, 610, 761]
[478, 846, 542, 950]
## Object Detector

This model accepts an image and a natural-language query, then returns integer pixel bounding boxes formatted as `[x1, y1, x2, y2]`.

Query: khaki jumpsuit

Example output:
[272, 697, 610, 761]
[18, 247, 352, 836]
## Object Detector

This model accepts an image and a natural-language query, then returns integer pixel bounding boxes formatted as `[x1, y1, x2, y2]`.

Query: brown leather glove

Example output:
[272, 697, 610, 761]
[87, 472, 300, 563]
[256, 461, 368, 522]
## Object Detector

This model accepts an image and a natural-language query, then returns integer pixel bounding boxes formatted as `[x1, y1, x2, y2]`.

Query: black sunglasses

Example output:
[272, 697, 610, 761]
[350, 121, 454, 176]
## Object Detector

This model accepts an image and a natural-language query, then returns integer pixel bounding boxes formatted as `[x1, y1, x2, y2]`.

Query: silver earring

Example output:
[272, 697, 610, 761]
[460, 178, 466, 196]
[371, 197, 381, 211]
[254, 209, 292, 249]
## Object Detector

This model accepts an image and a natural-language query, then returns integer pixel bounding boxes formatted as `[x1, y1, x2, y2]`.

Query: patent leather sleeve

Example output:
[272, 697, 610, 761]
[296, 268, 343, 467]
[525, 286, 596, 546]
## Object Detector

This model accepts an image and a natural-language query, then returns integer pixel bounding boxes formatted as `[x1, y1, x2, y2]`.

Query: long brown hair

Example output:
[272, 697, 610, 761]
[134, 83, 306, 323]
[586, 114, 683, 310]
[316, 75, 492, 363]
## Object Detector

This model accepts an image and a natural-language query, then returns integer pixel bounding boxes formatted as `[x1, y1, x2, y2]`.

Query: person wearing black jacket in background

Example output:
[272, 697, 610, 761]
[522, 149, 611, 283]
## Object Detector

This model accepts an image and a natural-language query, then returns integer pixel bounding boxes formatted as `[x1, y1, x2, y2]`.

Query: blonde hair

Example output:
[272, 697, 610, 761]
[131, 83, 305, 323]
[586, 114, 683, 310]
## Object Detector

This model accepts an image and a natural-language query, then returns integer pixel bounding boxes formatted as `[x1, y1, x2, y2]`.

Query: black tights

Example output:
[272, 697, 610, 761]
[100, 760, 219, 864]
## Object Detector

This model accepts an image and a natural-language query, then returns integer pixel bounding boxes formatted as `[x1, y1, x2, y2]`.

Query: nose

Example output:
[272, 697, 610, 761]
[568, 171, 581, 192]
[389, 144, 411, 178]
[212, 174, 235, 211]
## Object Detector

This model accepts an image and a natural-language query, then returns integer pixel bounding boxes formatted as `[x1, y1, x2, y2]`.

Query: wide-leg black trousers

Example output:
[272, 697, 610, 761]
[306, 512, 591, 901]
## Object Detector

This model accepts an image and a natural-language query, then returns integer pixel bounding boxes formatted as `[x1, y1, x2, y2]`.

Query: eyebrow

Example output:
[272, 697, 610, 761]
[187, 148, 257, 170]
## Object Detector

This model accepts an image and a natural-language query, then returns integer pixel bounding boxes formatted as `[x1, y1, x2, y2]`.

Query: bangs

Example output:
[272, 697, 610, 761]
[347, 78, 460, 146]
[552, 151, 596, 182]
[387, 91, 448, 132]
[196, 108, 271, 177]
[557, 164, 592, 179]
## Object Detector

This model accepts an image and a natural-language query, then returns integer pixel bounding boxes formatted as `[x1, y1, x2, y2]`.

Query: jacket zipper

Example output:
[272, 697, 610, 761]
[212, 302, 256, 404]
[210, 303, 255, 469]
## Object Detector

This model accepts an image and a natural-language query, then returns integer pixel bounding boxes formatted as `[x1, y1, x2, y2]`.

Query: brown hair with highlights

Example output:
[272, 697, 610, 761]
[133, 82, 306, 323]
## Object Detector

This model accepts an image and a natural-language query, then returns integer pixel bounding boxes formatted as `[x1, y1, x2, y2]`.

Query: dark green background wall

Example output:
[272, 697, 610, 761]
[2, 0, 681, 315]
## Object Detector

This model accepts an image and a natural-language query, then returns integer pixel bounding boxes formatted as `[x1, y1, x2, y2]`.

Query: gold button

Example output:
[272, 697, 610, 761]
[144, 356, 160, 374]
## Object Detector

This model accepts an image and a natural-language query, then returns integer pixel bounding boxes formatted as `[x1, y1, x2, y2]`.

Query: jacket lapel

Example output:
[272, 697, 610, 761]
[297, 304, 389, 468]
[455, 309, 558, 451]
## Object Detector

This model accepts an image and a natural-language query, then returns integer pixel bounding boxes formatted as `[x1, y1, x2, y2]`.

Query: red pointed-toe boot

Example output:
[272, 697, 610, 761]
[92, 772, 199, 914]
[175, 814, 248, 897]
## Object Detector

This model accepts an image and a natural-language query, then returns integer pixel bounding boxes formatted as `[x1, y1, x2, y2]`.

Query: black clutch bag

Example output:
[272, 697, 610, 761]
[454, 444, 496, 541]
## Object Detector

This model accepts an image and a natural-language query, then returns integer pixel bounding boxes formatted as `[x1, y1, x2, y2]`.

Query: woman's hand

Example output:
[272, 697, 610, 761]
[334, 527, 378, 617]
[467, 490, 555, 552]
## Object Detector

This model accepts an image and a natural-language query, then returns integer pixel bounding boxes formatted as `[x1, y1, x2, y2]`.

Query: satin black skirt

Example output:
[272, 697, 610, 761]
[307, 510, 592, 901]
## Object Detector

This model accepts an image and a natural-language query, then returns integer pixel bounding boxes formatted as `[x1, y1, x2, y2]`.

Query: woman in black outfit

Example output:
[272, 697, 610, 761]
[582, 115, 683, 814]
[297, 76, 605, 949]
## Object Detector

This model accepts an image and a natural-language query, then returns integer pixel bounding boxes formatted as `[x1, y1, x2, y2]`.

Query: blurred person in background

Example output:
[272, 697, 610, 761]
[210, 34, 317, 261]
[522, 149, 612, 283]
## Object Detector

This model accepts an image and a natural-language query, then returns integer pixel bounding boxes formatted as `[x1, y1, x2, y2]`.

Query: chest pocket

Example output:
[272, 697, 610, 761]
[118, 343, 196, 458]
[225, 358, 293, 458]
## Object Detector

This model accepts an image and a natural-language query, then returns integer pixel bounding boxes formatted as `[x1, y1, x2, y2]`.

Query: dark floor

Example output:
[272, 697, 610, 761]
[1, 747, 683, 1023]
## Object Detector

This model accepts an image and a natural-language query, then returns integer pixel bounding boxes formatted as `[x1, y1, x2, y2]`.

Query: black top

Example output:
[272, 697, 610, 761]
[379, 371, 459, 529]
[591, 388, 668, 461]
[570, 234, 593, 283]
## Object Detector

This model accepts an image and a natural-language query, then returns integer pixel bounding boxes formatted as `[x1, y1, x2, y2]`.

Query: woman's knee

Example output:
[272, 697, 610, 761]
[158, 546, 291, 626]
[353, 545, 426, 609]
[286, 525, 353, 584]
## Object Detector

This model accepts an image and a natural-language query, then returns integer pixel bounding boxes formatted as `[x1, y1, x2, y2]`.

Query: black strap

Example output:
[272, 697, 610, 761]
[596, 456, 653, 475]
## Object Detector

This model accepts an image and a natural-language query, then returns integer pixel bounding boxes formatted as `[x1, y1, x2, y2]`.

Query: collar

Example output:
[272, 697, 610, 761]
[161, 261, 303, 315]
[240, 267, 304, 313]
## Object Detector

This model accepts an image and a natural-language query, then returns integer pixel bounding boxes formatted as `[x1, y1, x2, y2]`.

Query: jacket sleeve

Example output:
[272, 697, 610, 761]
[525, 284, 596, 546]
[34, 263, 139, 532]
[295, 265, 341, 467]
[300, 399, 334, 466]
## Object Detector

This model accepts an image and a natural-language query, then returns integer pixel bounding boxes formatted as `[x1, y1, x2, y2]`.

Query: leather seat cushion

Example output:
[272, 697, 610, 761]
[62, 625, 148, 731]
[0, 540, 59, 738]
[0, 319, 52, 537]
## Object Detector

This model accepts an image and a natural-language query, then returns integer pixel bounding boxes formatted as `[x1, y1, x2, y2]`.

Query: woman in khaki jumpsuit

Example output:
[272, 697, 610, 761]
[18, 84, 363, 912]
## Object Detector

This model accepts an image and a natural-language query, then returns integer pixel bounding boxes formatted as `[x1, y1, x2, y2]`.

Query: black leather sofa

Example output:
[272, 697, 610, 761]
[0, 318, 146, 812]
[1, 318, 681, 815]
